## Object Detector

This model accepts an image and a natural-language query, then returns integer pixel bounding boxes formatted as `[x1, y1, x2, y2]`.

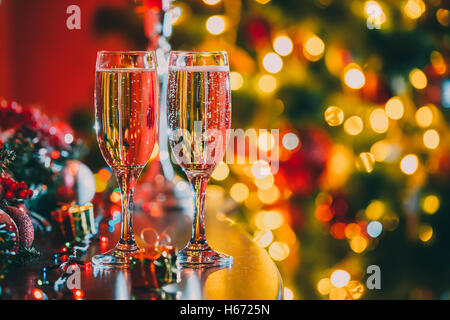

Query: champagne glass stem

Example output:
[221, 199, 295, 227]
[188, 174, 209, 246]
[114, 167, 141, 251]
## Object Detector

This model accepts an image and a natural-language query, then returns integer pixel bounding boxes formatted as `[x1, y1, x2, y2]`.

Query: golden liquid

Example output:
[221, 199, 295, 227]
[167, 67, 231, 174]
[95, 69, 159, 169]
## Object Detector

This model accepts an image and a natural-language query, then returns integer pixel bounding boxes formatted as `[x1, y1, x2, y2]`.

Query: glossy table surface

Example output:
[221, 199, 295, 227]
[4, 203, 283, 300]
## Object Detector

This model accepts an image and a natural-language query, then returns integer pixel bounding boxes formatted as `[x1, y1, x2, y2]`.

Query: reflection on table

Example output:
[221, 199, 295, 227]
[5, 205, 283, 300]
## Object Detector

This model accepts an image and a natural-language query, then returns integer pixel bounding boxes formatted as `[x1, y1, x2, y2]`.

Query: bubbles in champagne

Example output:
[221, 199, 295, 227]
[95, 69, 159, 169]
[167, 66, 231, 174]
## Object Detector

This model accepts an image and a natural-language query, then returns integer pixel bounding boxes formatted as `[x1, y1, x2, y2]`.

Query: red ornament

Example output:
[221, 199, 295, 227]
[0, 208, 20, 254]
[4, 206, 34, 247]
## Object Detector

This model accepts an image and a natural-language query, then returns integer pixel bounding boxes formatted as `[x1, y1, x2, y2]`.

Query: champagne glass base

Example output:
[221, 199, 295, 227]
[177, 243, 233, 268]
[92, 244, 139, 269]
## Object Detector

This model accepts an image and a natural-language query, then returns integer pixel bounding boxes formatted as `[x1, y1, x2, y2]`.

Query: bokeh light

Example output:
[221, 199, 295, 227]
[303, 35, 325, 61]
[415, 105, 433, 127]
[324, 106, 344, 126]
[367, 221, 383, 238]
[263, 52, 283, 73]
[110, 190, 121, 203]
[268, 241, 290, 261]
[385, 97, 404, 120]
[252, 159, 271, 178]
[203, 0, 221, 5]
[273, 35, 293, 56]
[206, 15, 226, 35]
[257, 74, 278, 93]
[370, 140, 389, 162]
[356, 152, 375, 173]
[369, 108, 389, 133]
[430, 51, 447, 75]
[436, 9, 450, 27]
[317, 278, 333, 295]
[404, 0, 425, 20]
[254, 174, 275, 190]
[97, 168, 111, 181]
[423, 129, 439, 150]
[344, 64, 365, 89]
[347, 281, 365, 299]
[257, 185, 280, 204]
[409, 68, 427, 89]
[253, 229, 273, 247]
[282, 132, 300, 150]
[261, 210, 284, 229]
[419, 224, 433, 242]
[344, 115, 364, 135]
[364, 1, 386, 29]
[400, 154, 419, 175]
[330, 270, 350, 288]
[345, 223, 361, 239]
[211, 161, 230, 181]
[64, 133, 74, 144]
[366, 200, 386, 220]
[330, 222, 347, 239]
[350, 235, 368, 253]
[230, 71, 244, 90]
[421, 195, 440, 215]
[315, 204, 334, 222]
[230, 183, 249, 202]
[94, 174, 107, 193]
[329, 287, 347, 300]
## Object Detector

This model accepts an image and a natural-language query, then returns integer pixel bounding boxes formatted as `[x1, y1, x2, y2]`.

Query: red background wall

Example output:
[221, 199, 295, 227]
[0, 0, 133, 119]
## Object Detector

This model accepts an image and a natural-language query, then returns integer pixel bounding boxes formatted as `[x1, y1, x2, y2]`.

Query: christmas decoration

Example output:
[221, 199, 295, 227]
[57, 160, 96, 205]
[32, 237, 94, 300]
[0, 176, 33, 204]
[0, 209, 19, 255]
[51, 203, 97, 241]
[0, 99, 85, 219]
[3, 206, 34, 248]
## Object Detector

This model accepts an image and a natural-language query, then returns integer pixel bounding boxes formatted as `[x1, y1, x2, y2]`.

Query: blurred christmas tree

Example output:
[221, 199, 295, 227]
[93, 0, 450, 299]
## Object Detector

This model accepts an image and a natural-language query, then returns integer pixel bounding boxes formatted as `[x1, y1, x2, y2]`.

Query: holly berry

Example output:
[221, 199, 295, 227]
[18, 190, 27, 199]
[9, 182, 18, 191]
[18, 181, 28, 189]
[3, 177, 13, 187]
[5, 190, 14, 200]
[0, 175, 34, 202]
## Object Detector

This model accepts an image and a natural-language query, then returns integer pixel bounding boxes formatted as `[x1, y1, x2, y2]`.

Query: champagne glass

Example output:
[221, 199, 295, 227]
[93, 51, 159, 268]
[167, 51, 232, 267]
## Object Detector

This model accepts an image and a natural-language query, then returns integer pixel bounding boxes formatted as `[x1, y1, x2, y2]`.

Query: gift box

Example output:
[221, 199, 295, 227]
[51, 203, 96, 241]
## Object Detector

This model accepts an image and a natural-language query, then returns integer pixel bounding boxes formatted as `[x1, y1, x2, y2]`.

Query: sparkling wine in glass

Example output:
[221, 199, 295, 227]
[93, 51, 159, 268]
[167, 51, 232, 267]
